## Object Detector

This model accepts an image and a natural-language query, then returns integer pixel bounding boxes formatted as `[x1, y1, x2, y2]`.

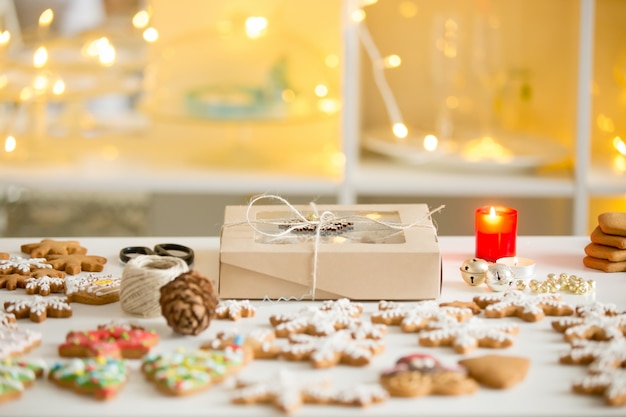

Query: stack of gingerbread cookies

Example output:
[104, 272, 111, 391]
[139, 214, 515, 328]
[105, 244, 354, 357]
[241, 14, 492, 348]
[583, 212, 626, 272]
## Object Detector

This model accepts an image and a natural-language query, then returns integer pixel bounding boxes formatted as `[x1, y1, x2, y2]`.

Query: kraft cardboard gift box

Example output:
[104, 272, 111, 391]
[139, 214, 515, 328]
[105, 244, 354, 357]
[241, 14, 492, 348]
[218, 203, 442, 300]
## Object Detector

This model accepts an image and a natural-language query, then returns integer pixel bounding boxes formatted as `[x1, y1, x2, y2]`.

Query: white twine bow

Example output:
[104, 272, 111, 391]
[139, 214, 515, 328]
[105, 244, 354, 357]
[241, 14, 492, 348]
[244, 194, 445, 302]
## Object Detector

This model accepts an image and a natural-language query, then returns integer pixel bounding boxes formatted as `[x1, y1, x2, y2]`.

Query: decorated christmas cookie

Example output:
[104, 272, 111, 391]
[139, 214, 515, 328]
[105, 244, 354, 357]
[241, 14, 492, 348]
[270, 305, 359, 338]
[560, 337, 626, 373]
[0, 327, 42, 359]
[0, 358, 45, 404]
[65, 273, 121, 305]
[473, 291, 574, 322]
[0, 311, 16, 329]
[0, 256, 52, 275]
[371, 300, 474, 332]
[573, 368, 626, 406]
[458, 354, 531, 389]
[24, 275, 65, 296]
[302, 383, 388, 407]
[380, 353, 478, 397]
[58, 323, 159, 359]
[215, 300, 256, 321]
[201, 329, 280, 360]
[142, 345, 249, 396]
[281, 327, 385, 368]
[4, 296, 72, 323]
[48, 357, 127, 400]
[552, 303, 626, 342]
[418, 316, 519, 354]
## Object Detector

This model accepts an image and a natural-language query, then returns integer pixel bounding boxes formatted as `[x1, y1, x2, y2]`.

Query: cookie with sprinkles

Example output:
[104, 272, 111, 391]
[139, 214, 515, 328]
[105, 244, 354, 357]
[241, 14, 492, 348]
[0, 327, 42, 359]
[58, 323, 159, 359]
[371, 300, 474, 332]
[48, 357, 127, 401]
[418, 316, 519, 354]
[573, 368, 626, 406]
[0, 358, 46, 403]
[215, 300, 256, 320]
[473, 291, 574, 322]
[142, 345, 249, 396]
[65, 273, 121, 305]
[201, 329, 279, 360]
[4, 296, 72, 323]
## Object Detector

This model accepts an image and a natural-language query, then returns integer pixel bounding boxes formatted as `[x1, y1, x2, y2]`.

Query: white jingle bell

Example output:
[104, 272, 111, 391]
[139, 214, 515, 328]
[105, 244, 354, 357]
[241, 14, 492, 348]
[459, 258, 489, 286]
[485, 264, 515, 292]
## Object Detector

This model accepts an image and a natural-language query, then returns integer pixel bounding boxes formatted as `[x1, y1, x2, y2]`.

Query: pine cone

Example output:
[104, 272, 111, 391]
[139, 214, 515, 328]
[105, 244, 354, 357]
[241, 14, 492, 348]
[159, 269, 219, 336]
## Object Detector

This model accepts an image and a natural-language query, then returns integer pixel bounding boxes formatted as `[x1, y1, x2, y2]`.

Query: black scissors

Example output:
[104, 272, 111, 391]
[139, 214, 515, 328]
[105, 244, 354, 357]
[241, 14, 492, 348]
[119, 243, 195, 266]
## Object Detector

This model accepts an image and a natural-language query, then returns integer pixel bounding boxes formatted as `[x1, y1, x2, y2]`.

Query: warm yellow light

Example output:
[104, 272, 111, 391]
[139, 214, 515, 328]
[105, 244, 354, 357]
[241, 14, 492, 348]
[0, 30, 10, 45]
[101, 145, 119, 161]
[281, 89, 295, 103]
[613, 155, 626, 173]
[351, 9, 366, 23]
[332, 152, 346, 170]
[314, 84, 328, 97]
[614, 136, 626, 155]
[597, 114, 615, 133]
[462, 136, 513, 162]
[489, 206, 497, 218]
[317, 98, 340, 114]
[19, 87, 33, 101]
[132, 10, 150, 29]
[325, 54, 339, 68]
[4, 135, 16, 153]
[33, 46, 48, 68]
[143, 27, 159, 42]
[392, 122, 408, 139]
[423, 134, 438, 152]
[398, 1, 418, 18]
[52, 79, 65, 95]
[38, 9, 54, 28]
[99, 44, 115, 66]
[32, 74, 48, 91]
[360, 0, 378, 6]
[446, 95, 459, 109]
[384, 54, 401, 68]
[0, 74, 7, 89]
[245, 16, 267, 38]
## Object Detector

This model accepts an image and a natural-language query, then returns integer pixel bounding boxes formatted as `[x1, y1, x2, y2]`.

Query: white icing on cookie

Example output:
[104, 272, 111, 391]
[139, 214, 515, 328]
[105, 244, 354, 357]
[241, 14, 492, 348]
[564, 337, 626, 372]
[5, 296, 71, 321]
[372, 300, 473, 331]
[475, 291, 573, 319]
[574, 368, 626, 405]
[419, 316, 518, 352]
[555, 313, 626, 340]
[25, 276, 65, 295]
[215, 300, 256, 319]
[0, 327, 42, 358]
[0, 256, 51, 274]
[271, 306, 359, 337]
[64, 273, 120, 297]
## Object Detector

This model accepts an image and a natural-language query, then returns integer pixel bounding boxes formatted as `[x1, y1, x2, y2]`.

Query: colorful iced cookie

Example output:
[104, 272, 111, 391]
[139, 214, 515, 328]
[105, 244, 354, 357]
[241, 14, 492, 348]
[48, 357, 127, 400]
[0, 358, 45, 404]
[380, 353, 478, 397]
[58, 324, 159, 359]
[201, 329, 279, 360]
[142, 344, 249, 396]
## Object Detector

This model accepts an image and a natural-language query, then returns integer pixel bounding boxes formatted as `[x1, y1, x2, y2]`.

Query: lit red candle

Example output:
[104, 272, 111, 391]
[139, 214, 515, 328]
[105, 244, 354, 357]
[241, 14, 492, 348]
[475, 205, 517, 262]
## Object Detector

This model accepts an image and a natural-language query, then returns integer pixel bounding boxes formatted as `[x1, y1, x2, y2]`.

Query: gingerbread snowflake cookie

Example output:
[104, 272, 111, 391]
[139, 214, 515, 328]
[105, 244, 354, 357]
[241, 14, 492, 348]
[65, 273, 121, 305]
[4, 296, 72, 323]
[371, 300, 474, 332]
[473, 291, 574, 322]
[573, 368, 626, 406]
[281, 326, 385, 368]
[418, 316, 519, 354]
[270, 305, 360, 338]
[380, 353, 478, 397]
[0, 311, 16, 329]
[552, 302, 626, 342]
[24, 275, 65, 296]
[560, 337, 626, 373]
[215, 300, 256, 320]
[45, 254, 107, 275]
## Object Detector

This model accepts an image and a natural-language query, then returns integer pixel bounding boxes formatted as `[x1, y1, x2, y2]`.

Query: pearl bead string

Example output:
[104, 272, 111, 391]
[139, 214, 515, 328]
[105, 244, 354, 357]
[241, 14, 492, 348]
[515, 273, 596, 295]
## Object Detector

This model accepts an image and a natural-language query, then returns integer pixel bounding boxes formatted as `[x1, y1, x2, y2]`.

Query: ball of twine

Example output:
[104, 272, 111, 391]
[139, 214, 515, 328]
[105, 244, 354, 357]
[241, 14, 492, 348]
[120, 255, 189, 318]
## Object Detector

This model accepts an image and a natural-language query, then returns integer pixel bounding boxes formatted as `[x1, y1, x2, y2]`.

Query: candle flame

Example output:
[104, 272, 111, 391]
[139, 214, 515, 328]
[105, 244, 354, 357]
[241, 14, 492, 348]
[39, 9, 54, 28]
[489, 206, 496, 218]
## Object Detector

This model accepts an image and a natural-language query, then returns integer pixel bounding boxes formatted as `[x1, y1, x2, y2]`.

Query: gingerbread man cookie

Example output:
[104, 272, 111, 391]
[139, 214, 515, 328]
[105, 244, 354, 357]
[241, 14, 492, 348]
[380, 353, 478, 397]
[4, 296, 72, 323]
[48, 357, 127, 400]
[58, 323, 159, 359]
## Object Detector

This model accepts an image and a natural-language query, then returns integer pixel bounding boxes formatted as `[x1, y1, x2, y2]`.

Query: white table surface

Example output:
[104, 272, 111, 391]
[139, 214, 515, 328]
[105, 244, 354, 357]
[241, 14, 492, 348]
[1, 235, 625, 417]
